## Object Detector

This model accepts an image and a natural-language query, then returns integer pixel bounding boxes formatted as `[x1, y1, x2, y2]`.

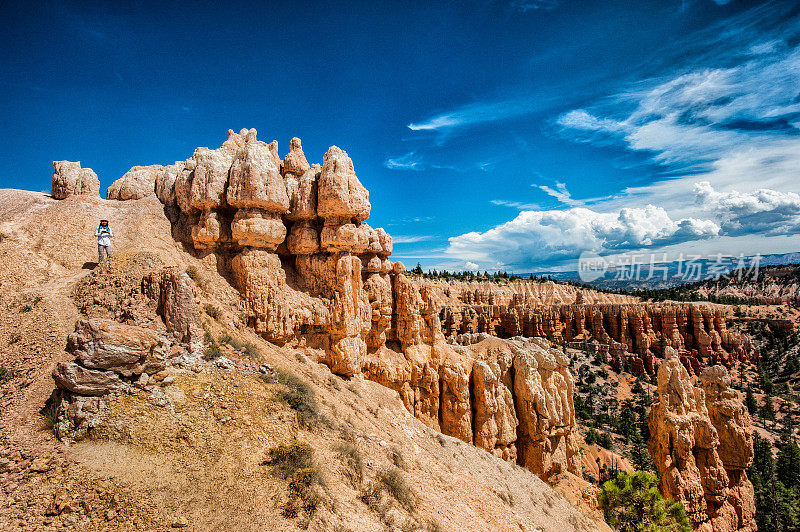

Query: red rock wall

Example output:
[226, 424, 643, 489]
[442, 300, 757, 376]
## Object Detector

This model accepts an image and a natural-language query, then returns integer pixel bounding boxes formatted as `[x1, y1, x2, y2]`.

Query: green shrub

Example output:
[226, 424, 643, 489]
[263, 442, 314, 476]
[202, 342, 221, 361]
[218, 333, 235, 346]
[20, 305, 32, 313]
[0, 366, 12, 381]
[185, 266, 199, 281]
[241, 342, 259, 358]
[289, 467, 318, 495]
[378, 468, 415, 510]
[262, 369, 319, 427]
[390, 447, 407, 470]
[41, 402, 58, 429]
[264, 443, 321, 518]
[8, 333, 21, 344]
[598, 471, 691, 532]
[336, 442, 364, 486]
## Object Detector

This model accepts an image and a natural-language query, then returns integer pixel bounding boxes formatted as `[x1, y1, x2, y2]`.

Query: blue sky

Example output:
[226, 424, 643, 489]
[2, 0, 800, 272]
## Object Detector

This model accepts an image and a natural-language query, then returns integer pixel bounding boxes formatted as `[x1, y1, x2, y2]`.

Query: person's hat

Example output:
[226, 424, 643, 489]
[100, 219, 109, 223]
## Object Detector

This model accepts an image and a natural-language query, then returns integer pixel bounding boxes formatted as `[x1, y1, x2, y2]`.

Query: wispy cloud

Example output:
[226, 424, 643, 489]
[555, 22, 800, 213]
[385, 215, 434, 226]
[537, 181, 584, 207]
[510, 0, 559, 12]
[491, 199, 542, 210]
[384, 151, 423, 170]
[392, 235, 435, 244]
[407, 100, 538, 132]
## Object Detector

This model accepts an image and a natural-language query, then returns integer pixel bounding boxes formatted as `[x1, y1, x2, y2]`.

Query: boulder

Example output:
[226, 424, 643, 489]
[66, 318, 169, 377]
[51, 161, 100, 199]
[107, 165, 162, 200]
[52, 362, 121, 396]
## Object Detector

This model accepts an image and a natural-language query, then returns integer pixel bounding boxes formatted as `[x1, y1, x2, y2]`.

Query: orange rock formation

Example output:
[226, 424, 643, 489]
[648, 352, 756, 532]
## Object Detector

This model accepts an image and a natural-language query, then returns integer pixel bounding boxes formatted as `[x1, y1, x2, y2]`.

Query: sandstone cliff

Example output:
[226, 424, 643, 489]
[118, 128, 582, 481]
[648, 352, 756, 532]
[444, 299, 757, 378]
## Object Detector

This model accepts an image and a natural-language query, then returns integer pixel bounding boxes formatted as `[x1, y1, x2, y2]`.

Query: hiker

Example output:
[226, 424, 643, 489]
[95, 219, 113, 262]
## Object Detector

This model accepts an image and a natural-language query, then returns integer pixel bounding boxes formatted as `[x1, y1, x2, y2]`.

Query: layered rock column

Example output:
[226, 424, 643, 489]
[144, 129, 583, 483]
[648, 351, 756, 532]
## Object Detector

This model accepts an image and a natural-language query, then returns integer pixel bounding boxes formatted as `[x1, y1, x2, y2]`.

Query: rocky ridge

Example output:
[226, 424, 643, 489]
[39, 130, 759, 530]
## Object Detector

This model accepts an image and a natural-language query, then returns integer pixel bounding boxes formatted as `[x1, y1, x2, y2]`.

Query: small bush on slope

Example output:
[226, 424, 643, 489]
[260, 368, 319, 428]
[263, 442, 322, 518]
[335, 442, 364, 487]
[598, 470, 691, 532]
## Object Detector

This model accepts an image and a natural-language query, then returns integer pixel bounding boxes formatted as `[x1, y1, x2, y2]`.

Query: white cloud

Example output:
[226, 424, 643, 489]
[445, 204, 719, 269]
[491, 199, 542, 210]
[553, 34, 800, 227]
[464, 261, 480, 270]
[384, 152, 423, 170]
[537, 181, 584, 207]
[695, 181, 800, 235]
[392, 235, 434, 244]
[408, 100, 538, 132]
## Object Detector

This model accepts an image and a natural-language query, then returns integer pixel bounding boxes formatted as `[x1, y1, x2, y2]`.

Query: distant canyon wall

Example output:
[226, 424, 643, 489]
[439, 293, 758, 376]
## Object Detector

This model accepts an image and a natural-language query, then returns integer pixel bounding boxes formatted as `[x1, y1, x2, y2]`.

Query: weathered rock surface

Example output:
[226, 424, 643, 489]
[52, 259, 202, 441]
[648, 352, 756, 532]
[66, 318, 169, 377]
[443, 300, 757, 377]
[137, 129, 582, 481]
[107, 165, 162, 200]
[141, 267, 202, 344]
[51, 161, 100, 199]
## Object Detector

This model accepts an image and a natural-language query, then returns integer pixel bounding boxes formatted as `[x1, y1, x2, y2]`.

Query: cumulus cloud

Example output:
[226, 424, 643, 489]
[695, 181, 800, 235]
[445, 204, 719, 269]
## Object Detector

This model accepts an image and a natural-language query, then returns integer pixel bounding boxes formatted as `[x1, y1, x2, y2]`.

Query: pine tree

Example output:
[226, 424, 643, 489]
[745, 388, 757, 415]
[598, 471, 692, 532]
[777, 438, 800, 490]
[760, 399, 776, 427]
[629, 432, 654, 472]
[617, 400, 637, 443]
